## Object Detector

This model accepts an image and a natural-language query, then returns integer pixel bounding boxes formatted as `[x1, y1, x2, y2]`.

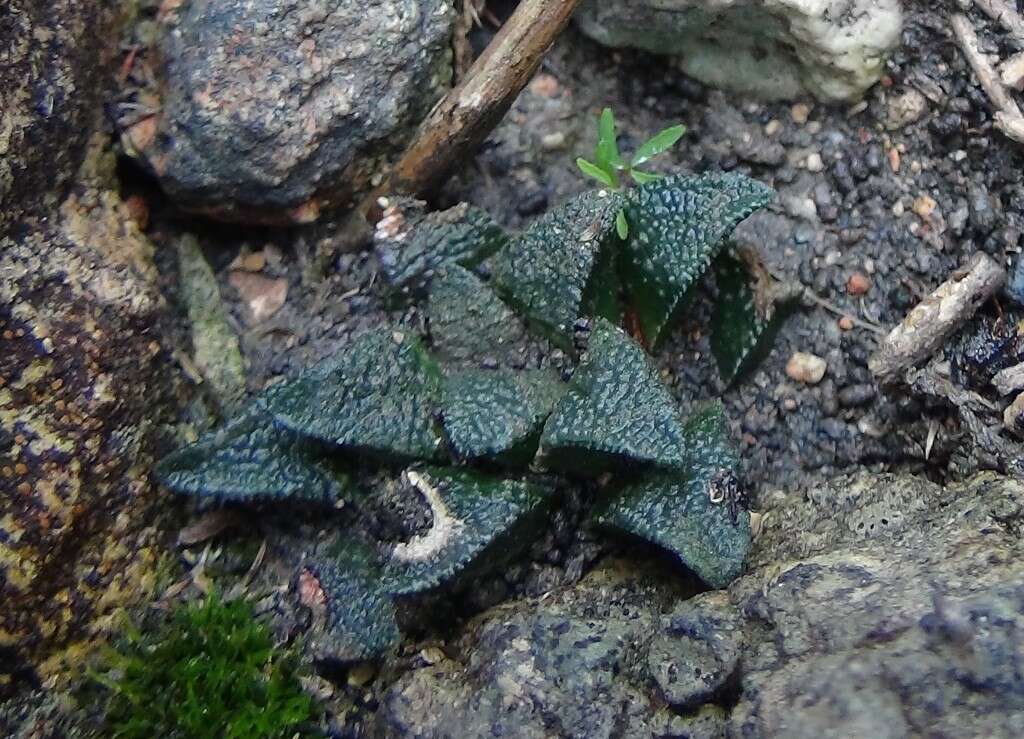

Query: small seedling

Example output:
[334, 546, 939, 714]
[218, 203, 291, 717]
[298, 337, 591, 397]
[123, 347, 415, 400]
[576, 108, 686, 238]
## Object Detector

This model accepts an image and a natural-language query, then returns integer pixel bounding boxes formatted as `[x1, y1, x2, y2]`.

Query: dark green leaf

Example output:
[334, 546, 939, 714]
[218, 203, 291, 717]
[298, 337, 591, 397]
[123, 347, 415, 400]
[539, 318, 687, 475]
[374, 199, 507, 295]
[631, 124, 686, 167]
[621, 173, 774, 349]
[492, 190, 624, 350]
[596, 402, 750, 588]
[616, 208, 629, 240]
[309, 542, 400, 663]
[382, 468, 554, 594]
[441, 369, 566, 466]
[155, 406, 349, 503]
[427, 265, 531, 368]
[260, 329, 444, 463]
[711, 250, 797, 386]
[577, 157, 616, 188]
[630, 170, 661, 185]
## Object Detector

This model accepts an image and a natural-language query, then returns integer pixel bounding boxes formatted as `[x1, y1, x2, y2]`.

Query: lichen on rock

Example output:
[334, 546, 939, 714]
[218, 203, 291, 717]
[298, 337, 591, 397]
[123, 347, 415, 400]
[575, 0, 904, 102]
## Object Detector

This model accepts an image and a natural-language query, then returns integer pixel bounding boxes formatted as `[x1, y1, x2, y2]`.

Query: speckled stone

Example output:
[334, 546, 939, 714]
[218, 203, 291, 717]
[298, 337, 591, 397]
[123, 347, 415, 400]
[121, 0, 456, 223]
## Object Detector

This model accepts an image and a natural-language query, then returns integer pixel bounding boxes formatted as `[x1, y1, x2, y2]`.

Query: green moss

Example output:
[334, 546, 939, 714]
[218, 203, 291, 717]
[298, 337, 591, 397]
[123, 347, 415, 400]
[93, 595, 315, 738]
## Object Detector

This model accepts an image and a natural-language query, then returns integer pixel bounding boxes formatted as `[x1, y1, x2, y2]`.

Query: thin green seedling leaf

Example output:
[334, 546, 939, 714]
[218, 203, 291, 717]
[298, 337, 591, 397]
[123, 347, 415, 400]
[577, 157, 616, 189]
[616, 208, 629, 240]
[596, 108, 624, 176]
[631, 124, 686, 167]
[630, 170, 661, 185]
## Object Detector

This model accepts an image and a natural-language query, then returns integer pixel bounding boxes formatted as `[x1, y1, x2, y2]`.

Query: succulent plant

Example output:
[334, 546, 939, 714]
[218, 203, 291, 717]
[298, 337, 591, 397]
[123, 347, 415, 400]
[157, 171, 793, 662]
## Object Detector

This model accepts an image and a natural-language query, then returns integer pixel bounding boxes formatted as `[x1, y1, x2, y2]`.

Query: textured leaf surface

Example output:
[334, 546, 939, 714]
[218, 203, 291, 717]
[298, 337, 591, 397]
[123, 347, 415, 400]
[597, 402, 751, 588]
[374, 199, 507, 294]
[310, 542, 400, 662]
[621, 173, 774, 348]
[427, 265, 530, 368]
[260, 329, 444, 462]
[492, 189, 623, 349]
[711, 252, 794, 386]
[539, 319, 686, 474]
[441, 369, 565, 465]
[382, 468, 553, 595]
[155, 406, 348, 503]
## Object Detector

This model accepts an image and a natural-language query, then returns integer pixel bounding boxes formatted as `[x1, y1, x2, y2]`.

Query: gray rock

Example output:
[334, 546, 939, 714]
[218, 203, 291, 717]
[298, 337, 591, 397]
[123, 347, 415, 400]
[575, 0, 903, 102]
[124, 0, 455, 223]
[372, 472, 1024, 737]
[648, 591, 742, 710]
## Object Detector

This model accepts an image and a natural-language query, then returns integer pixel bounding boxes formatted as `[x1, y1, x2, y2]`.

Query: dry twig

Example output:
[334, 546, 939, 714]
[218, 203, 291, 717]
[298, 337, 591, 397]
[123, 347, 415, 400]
[364, 0, 582, 216]
[869, 252, 1006, 384]
[972, 0, 1024, 44]
[952, 12, 1024, 144]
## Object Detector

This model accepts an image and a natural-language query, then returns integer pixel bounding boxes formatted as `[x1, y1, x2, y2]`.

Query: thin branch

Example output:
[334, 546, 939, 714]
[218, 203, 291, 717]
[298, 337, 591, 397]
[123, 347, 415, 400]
[972, 0, 1024, 45]
[363, 0, 582, 218]
[869, 252, 1006, 384]
[952, 12, 1024, 144]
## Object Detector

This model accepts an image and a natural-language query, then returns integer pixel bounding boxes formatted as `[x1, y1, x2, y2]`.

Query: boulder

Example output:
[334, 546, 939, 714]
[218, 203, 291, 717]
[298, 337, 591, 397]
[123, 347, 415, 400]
[1, 1, 182, 690]
[0, 0, 120, 234]
[122, 0, 456, 223]
[373, 472, 1024, 736]
[575, 0, 903, 102]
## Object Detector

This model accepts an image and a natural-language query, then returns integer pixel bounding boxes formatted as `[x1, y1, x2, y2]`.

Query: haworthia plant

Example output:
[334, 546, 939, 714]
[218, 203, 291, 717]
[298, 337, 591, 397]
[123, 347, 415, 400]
[621, 173, 774, 349]
[596, 402, 750, 588]
[427, 265, 531, 368]
[539, 319, 686, 474]
[711, 249, 800, 386]
[259, 329, 445, 462]
[382, 468, 555, 595]
[374, 198, 507, 295]
[442, 369, 565, 465]
[159, 169, 792, 662]
[491, 189, 623, 349]
[155, 406, 349, 504]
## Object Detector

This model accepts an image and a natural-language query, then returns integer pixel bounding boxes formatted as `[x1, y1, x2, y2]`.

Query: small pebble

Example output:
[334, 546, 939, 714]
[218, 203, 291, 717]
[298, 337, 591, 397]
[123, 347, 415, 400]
[541, 132, 567, 151]
[838, 384, 876, 407]
[765, 119, 782, 136]
[805, 152, 824, 172]
[913, 194, 937, 219]
[846, 271, 871, 295]
[838, 316, 855, 331]
[888, 147, 901, 173]
[791, 103, 811, 125]
[785, 352, 827, 384]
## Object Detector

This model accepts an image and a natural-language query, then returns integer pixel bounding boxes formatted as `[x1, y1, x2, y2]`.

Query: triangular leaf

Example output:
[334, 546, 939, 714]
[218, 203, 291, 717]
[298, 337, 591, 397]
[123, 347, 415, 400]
[596, 402, 750, 588]
[539, 318, 687, 474]
[631, 124, 686, 167]
[155, 406, 349, 503]
[441, 369, 566, 466]
[307, 543, 400, 663]
[427, 265, 531, 368]
[374, 199, 507, 295]
[621, 173, 774, 349]
[711, 249, 797, 386]
[381, 468, 554, 595]
[492, 189, 624, 350]
[260, 329, 444, 462]
[577, 157, 616, 188]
